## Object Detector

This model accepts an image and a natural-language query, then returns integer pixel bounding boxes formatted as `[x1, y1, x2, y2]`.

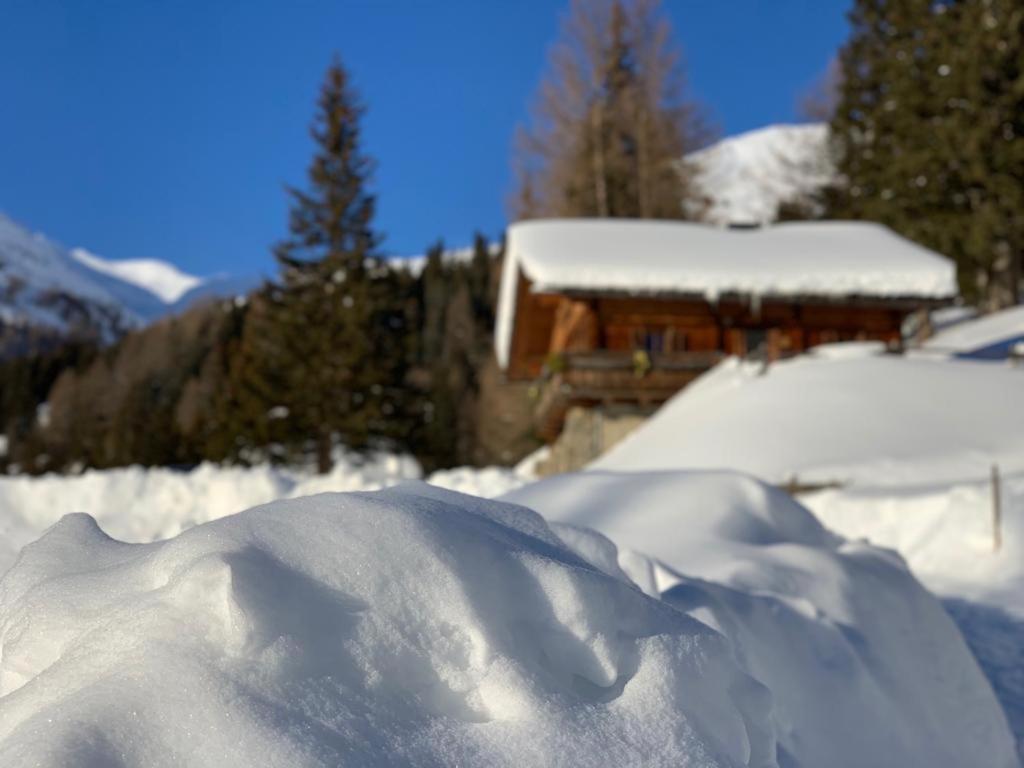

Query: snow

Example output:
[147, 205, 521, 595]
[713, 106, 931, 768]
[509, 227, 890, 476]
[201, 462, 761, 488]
[393, 241, 501, 276]
[0, 420, 1020, 762]
[70, 247, 203, 303]
[592, 345, 1024, 756]
[688, 124, 833, 226]
[0, 212, 136, 337]
[595, 352, 1024, 486]
[1, 464, 1016, 766]
[502, 470, 1018, 768]
[0, 485, 774, 767]
[496, 218, 956, 368]
[801, 472, 1024, 756]
[0, 212, 257, 340]
[0, 445, 540, 578]
[0, 453, 417, 574]
[924, 304, 1024, 359]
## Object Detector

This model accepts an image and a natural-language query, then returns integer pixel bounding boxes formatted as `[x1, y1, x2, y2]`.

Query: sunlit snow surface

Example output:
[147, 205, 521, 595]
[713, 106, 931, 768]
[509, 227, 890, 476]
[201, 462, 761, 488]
[1, 342, 1023, 764]
[593, 343, 1024, 758]
[0, 485, 774, 767]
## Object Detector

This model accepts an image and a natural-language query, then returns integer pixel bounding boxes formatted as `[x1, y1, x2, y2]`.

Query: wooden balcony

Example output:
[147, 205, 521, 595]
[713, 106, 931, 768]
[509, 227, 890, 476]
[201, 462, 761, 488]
[533, 350, 724, 440]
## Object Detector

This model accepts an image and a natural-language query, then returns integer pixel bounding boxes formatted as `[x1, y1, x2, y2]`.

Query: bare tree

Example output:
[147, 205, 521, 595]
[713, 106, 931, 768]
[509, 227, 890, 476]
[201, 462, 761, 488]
[798, 57, 843, 123]
[511, 0, 713, 221]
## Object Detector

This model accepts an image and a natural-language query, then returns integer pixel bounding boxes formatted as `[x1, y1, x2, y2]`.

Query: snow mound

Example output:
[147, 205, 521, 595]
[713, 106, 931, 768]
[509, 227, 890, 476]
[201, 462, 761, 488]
[924, 304, 1024, 360]
[595, 353, 1024, 486]
[70, 248, 203, 303]
[0, 485, 772, 767]
[688, 123, 834, 226]
[503, 470, 1019, 768]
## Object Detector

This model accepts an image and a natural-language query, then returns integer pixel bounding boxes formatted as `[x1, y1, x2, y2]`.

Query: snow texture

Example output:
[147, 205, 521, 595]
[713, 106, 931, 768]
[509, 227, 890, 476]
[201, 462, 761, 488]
[594, 351, 1024, 486]
[0, 485, 774, 768]
[495, 219, 956, 368]
[688, 124, 833, 227]
[503, 470, 1018, 768]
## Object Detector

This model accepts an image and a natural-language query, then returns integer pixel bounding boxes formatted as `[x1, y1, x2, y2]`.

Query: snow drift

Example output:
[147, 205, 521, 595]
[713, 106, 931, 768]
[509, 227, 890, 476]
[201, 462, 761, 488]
[0, 485, 773, 768]
[503, 470, 1019, 768]
[924, 304, 1024, 360]
[594, 350, 1024, 486]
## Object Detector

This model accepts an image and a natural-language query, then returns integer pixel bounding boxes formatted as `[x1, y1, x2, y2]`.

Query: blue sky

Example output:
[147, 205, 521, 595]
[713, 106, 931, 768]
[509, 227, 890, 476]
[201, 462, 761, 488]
[0, 1, 851, 277]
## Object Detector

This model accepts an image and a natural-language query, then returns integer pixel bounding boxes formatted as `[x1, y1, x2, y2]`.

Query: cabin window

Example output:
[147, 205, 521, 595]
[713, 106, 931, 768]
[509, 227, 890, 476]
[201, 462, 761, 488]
[634, 329, 665, 353]
[630, 327, 686, 353]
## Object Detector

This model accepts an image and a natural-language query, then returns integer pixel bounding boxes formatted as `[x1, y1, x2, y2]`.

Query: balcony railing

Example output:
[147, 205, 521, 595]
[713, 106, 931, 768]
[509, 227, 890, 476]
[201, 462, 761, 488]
[533, 349, 725, 439]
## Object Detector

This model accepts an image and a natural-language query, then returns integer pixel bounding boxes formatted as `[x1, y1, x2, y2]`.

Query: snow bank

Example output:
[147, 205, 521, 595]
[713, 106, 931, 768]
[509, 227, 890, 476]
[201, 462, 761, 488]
[0, 451, 544, 578]
[924, 304, 1024, 360]
[503, 470, 1019, 768]
[595, 353, 1024, 486]
[0, 485, 773, 767]
[0, 453, 425, 574]
[803, 473, 1024, 610]
[801, 473, 1024, 755]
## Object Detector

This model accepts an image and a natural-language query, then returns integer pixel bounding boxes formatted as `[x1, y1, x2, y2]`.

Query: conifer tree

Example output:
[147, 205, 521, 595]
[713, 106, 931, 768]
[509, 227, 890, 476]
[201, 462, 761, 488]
[512, 0, 711, 220]
[829, 0, 1023, 306]
[262, 58, 393, 472]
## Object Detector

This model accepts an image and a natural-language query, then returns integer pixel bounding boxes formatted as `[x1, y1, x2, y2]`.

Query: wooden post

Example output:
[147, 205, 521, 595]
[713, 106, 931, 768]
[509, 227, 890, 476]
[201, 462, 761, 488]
[992, 463, 1002, 553]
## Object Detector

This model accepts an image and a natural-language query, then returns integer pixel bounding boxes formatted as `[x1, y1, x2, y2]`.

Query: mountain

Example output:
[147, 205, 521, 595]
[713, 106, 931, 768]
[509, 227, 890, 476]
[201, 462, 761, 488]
[0, 213, 139, 354]
[688, 123, 833, 226]
[0, 213, 257, 356]
[69, 249, 203, 304]
[70, 248, 261, 319]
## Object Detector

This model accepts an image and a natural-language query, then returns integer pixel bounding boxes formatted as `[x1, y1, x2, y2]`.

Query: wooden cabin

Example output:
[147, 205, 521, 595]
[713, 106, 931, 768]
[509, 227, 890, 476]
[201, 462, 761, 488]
[494, 219, 957, 440]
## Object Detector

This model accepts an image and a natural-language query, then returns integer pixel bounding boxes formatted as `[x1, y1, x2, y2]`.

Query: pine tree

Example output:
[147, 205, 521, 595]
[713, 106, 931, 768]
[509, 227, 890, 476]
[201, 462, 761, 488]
[261, 57, 392, 472]
[829, 0, 1024, 307]
[511, 0, 711, 220]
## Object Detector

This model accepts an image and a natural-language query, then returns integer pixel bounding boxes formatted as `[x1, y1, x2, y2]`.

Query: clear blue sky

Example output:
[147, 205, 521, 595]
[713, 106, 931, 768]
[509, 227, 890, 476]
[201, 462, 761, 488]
[0, 0, 851, 277]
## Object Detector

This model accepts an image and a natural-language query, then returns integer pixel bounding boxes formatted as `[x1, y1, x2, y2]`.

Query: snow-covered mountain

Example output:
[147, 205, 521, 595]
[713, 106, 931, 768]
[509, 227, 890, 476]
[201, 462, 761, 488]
[688, 123, 833, 226]
[0, 212, 257, 355]
[70, 249, 203, 304]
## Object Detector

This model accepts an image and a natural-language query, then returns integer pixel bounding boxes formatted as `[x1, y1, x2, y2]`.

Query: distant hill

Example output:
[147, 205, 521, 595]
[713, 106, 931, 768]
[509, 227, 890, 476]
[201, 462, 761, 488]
[0, 212, 258, 355]
[688, 123, 833, 226]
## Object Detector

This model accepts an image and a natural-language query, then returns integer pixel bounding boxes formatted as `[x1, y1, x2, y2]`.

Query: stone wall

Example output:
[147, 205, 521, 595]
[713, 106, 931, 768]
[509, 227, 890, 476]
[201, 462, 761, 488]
[536, 405, 653, 475]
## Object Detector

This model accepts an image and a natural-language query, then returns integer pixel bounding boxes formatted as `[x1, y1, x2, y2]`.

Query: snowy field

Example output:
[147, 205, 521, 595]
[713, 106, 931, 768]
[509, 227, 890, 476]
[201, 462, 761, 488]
[1, 336, 1023, 764]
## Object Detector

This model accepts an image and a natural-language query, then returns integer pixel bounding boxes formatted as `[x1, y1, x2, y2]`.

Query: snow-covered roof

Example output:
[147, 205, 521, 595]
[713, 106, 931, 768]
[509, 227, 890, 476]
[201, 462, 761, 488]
[495, 218, 957, 368]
